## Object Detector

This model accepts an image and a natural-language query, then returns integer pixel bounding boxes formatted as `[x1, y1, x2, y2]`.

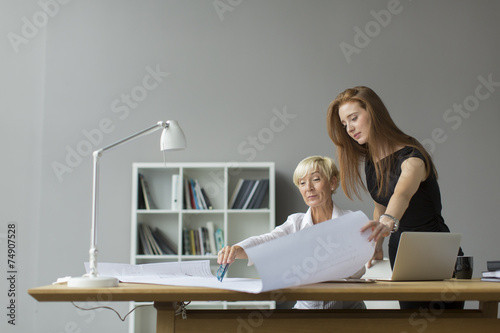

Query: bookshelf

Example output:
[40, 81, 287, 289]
[129, 162, 276, 333]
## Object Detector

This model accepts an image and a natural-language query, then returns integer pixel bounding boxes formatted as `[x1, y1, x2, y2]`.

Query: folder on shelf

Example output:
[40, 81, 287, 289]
[171, 174, 182, 211]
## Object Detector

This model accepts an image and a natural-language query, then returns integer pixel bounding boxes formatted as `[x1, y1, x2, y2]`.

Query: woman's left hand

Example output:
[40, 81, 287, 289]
[361, 220, 392, 242]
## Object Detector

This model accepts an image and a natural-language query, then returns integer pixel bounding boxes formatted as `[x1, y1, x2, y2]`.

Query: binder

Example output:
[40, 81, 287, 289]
[171, 174, 182, 211]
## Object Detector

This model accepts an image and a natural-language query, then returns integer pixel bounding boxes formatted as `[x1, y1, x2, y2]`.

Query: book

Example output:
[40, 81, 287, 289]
[228, 179, 245, 208]
[139, 223, 162, 255]
[182, 228, 191, 255]
[139, 174, 157, 210]
[198, 227, 211, 255]
[152, 227, 177, 255]
[200, 188, 213, 209]
[231, 179, 249, 209]
[189, 179, 199, 209]
[137, 175, 146, 209]
[232, 179, 254, 209]
[194, 229, 201, 255]
[147, 225, 163, 255]
[242, 180, 260, 209]
[189, 178, 208, 210]
[181, 223, 223, 256]
[171, 174, 182, 211]
[194, 179, 207, 209]
[203, 227, 211, 254]
[481, 278, 500, 282]
[206, 222, 217, 255]
[249, 179, 269, 209]
[186, 178, 196, 209]
[138, 224, 151, 254]
[189, 230, 197, 255]
[215, 228, 224, 252]
[229, 179, 269, 209]
[197, 227, 204, 255]
[482, 270, 500, 278]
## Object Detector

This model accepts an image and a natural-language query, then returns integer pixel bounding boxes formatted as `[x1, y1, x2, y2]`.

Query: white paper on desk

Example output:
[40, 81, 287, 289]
[90, 261, 265, 293]
[245, 210, 375, 291]
[91, 211, 374, 293]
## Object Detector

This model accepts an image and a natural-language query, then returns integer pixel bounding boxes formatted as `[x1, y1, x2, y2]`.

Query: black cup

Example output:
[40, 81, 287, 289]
[454, 256, 473, 279]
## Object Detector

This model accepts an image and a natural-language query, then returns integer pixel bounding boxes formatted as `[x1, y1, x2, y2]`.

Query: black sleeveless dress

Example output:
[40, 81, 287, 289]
[365, 146, 459, 267]
[365, 146, 463, 310]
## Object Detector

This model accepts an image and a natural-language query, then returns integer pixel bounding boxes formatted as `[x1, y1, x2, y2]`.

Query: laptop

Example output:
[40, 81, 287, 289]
[382, 232, 462, 281]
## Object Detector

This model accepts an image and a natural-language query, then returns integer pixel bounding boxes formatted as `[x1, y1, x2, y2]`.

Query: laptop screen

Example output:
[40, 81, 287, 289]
[391, 232, 461, 281]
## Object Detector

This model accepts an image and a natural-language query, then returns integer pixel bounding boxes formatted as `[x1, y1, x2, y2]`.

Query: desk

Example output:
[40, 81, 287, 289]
[29, 279, 500, 333]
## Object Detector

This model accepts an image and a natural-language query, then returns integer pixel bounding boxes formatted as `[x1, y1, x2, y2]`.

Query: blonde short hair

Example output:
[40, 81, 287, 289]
[293, 156, 339, 193]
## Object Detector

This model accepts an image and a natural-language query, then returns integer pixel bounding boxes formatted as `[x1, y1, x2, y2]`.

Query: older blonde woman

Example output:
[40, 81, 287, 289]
[217, 155, 365, 310]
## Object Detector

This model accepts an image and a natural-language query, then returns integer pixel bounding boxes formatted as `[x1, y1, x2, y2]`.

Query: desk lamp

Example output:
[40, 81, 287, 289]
[68, 120, 186, 288]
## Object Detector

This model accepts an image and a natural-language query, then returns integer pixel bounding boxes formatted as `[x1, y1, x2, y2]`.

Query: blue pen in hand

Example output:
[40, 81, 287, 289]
[217, 264, 229, 282]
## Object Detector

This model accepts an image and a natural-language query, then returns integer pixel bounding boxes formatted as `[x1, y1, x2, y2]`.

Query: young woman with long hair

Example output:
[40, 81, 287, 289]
[327, 86, 462, 309]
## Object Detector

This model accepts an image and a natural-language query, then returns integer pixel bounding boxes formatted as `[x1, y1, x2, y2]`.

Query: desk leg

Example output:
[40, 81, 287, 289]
[154, 302, 177, 333]
[479, 301, 499, 318]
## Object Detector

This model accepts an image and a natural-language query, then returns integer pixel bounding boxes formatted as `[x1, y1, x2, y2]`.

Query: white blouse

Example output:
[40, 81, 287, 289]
[236, 204, 352, 255]
[235, 204, 366, 310]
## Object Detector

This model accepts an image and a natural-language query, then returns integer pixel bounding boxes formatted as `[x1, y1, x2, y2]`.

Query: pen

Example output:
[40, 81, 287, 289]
[217, 264, 229, 282]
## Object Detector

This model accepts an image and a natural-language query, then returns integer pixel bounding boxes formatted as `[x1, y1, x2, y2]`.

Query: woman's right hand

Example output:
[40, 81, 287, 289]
[361, 219, 392, 242]
[217, 245, 245, 265]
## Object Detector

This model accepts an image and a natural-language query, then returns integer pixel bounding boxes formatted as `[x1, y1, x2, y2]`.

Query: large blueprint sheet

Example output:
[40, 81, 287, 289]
[94, 211, 375, 293]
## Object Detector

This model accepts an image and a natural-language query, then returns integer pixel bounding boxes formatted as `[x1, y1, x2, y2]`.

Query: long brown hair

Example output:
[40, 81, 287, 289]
[326, 86, 436, 200]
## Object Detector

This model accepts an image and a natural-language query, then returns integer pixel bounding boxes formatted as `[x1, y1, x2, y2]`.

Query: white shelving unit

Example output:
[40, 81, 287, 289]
[129, 162, 275, 333]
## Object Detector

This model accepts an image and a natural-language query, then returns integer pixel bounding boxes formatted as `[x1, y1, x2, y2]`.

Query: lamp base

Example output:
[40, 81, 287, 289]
[67, 276, 119, 288]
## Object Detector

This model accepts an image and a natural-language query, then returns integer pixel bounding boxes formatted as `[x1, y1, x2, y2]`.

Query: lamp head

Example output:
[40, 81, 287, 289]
[160, 120, 187, 151]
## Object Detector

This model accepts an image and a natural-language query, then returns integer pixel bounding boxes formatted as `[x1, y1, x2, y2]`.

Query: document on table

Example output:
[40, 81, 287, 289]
[92, 211, 375, 293]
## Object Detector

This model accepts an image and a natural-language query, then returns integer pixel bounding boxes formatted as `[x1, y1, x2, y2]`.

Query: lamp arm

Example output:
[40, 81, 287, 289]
[97, 121, 168, 155]
[88, 120, 168, 278]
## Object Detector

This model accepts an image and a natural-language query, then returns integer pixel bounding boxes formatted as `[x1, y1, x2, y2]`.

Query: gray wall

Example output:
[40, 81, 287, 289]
[1, 0, 499, 332]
